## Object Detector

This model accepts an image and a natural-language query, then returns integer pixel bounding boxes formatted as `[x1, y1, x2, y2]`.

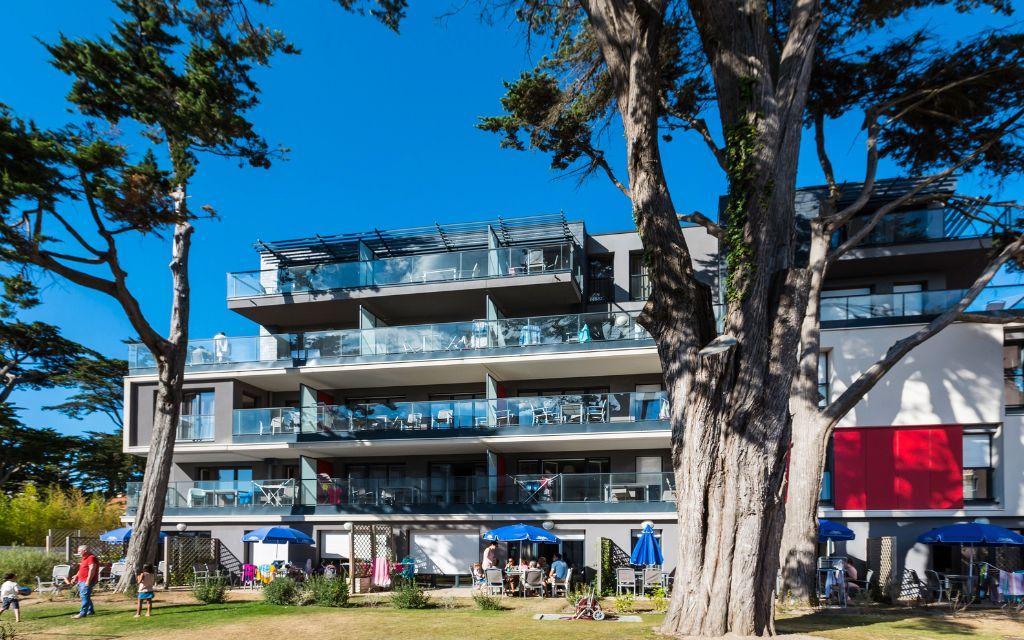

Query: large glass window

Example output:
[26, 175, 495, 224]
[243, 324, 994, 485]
[1004, 338, 1024, 410]
[629, 253, 650, 301]
[588, 254, 614, 303]
[178, 390, 214, 440]
[963, 432, 994, 503]
[820, 439, 833, 504]
[818, 351, 831, 408]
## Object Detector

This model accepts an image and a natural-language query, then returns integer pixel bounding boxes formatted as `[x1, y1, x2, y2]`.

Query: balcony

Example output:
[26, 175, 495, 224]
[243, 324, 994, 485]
[821, 284, 1024, 327]
[232, 391, 669, 442]
[127, 310, 652, 372]
[126, 472, 675, 516]
[831, 207, 1012, 249]
[225, 242, 584, 327]
[176, 415, 214, 442]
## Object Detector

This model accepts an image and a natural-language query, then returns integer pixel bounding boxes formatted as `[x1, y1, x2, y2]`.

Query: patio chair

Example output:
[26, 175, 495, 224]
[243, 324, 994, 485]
[550, 567, 572, 597]
[435, 409, 454, 428]
[36, 564, 71, 593]
[925, 569, 950, 603]
[532, 402, 556, 425]
[522, 569, 546, 597]
[187, 487, 208, 507]
[616, 567, 637, 595]
[110, 561, 127, 584]
[643, 568, 664, 592]
[193, 563, 211, 585]
[494, 409, 513, 427]
[484, 568, 505, 596]
[586, 399, 607, 423]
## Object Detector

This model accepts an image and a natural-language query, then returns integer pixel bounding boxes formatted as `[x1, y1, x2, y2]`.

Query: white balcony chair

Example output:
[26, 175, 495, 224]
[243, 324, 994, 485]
[494, 409, 513, 427]
[36, 564, 71, 593]
[616, 567, 637, 595]
[401, 413, 425, 430]
[586, 400, 607, 423]
[435, 409, 454, 428]
[188, 487, 209, 508]
[532, 403, 556, 425]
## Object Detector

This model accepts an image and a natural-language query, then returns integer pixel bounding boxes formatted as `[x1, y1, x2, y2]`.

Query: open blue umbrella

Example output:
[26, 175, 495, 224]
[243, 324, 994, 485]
[482, 523, 560, 543]
[630, 524, 664, 567]
[917, 522, 1024, 546]
[99, 527, 167, 543]
[241, 526, 315, 545]
[818, 519, 855, 543]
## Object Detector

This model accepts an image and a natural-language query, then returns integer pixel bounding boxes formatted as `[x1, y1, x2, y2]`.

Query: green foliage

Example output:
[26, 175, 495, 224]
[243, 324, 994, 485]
[0, 547, 64, 584]
[0, 620, 15, 640]
[389, 581, 430, 609]
[304, 574, 349, 607]
[0, 485, 121, 546]
[193, 578, 228, 604]
[263, 577, 300, 606]
[471, 592, 504, 610]
[721, 114, 761, 303]
[650, 585, 668, 613]
[599, 538, 614, 596]
[613, 592, 636, 614]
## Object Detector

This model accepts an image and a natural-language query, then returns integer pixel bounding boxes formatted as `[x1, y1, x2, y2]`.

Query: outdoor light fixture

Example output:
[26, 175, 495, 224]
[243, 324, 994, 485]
[698, 334, 738, 357]
[542, 521, 554, 531]
[176, 523, 188, 532]
[343, 522, 353, 531]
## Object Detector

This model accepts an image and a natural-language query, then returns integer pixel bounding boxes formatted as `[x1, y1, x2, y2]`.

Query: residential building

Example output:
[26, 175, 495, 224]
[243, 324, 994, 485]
[121, 179, 1024, 588]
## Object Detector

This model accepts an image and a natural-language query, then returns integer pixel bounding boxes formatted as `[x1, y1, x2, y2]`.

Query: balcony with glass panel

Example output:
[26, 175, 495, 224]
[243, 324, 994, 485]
[232, 391, 669, 442]
[820, 284, 1024, 327]
[127, 310, 652, 373]
[126, 478, 297, 515]
[831, 207, 1012, 249]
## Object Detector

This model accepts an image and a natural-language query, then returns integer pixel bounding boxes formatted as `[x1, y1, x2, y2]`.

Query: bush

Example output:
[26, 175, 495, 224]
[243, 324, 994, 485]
[305, 574, 349, 607]
[0, 548, 64, 584]
[0, 620, 16, 640]
[389, 581, 430, 609]
[472, 592, 504, 611]
[0, 485, 121, 546]
[263, 577, 300, 605]
[193, 578, 228, 604]
[614, 592, 636, 613]
[650, 586, 668, 613]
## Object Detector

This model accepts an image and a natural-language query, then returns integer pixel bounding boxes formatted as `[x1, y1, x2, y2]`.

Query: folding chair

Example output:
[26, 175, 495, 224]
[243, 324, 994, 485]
[616, 567, 637, 595]
[484, 568, 505, 596]
[522, 569, 546, 597]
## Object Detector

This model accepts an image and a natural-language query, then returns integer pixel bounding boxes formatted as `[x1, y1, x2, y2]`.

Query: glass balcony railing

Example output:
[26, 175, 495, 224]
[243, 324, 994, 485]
[227, 242, 580, 298]
[821, 284, 1024, 324]
[232, 391, 669, 439]
[831, 207, 1016, 248]
[126, 479, 297, 510]
[176, 415, 214, 442]
[128, 310, 651, 371]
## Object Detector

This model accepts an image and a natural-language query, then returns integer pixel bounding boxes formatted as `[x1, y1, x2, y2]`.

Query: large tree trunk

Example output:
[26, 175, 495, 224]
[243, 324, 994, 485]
[117, 220, 192, 589]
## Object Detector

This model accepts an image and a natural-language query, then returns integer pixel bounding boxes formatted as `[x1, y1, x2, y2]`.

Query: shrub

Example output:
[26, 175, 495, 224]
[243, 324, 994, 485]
[472, 592, 503, 611]
[650, 586, 668, 613]
[0, 548, 64, 584]
[0, 620, 16, 640]
[193, 578, 228, 604]
[437, 595, 459, 610]
[263, 577, 299, 605]
[565, 584, 592, 608]
[0, 485, 121, 546]
[305, 574, 349, 607]
[389, 581, 430, 609]
[614, 592, 636, 613]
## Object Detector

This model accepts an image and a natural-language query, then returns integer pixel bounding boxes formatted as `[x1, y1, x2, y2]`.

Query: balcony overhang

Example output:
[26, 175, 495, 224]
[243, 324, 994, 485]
[227, 272, 582, 329]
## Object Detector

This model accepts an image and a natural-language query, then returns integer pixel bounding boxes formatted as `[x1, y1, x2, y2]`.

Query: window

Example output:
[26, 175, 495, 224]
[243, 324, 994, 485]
[178, 390, 214, 441]
[629, 252, 650, 301]
[821, 288, 871, 322]
[963, 432, 994, 503]
[199, 467, 253, 490]
[588, 254, 614, 303]
[1004, 338, 1024, 410]
[820, 439, 833, 504]
[818, 351, 830, 408]
[892, 283, 925, 316]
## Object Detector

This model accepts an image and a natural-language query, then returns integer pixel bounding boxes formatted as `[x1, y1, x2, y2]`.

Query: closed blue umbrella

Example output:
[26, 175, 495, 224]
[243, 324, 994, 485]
[818, 519, 855, 543]
[99, 527, 167, 543]
[630, 524, 664, 567]
[482, 523, 559, 543]
[241, 526, 315, 545]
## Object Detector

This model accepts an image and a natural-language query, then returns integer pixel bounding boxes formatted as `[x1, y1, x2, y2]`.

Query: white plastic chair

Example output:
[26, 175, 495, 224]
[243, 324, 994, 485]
[616, 567, 637, 595]
[36, 564, 71, 593]
[550, 567, 572, 597]
[484, 568, 505, 596]
[522, 569, 546, 597]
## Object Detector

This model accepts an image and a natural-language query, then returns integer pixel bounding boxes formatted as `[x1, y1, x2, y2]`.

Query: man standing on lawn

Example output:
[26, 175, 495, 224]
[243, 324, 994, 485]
[65, 545, 98, 619]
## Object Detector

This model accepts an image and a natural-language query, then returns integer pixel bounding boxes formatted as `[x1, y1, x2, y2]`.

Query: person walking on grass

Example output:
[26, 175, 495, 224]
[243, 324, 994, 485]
[135, 564, 155, 618]
[0, 573, 22, 623]
[65, 544, 98, 619]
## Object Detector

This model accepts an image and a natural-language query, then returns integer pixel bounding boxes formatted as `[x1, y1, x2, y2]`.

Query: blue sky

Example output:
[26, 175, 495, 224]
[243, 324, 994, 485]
[2, 1, 1021, 436]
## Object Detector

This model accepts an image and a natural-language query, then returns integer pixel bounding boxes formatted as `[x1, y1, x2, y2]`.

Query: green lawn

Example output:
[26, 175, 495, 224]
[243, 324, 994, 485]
[9, 592, 1024, 639]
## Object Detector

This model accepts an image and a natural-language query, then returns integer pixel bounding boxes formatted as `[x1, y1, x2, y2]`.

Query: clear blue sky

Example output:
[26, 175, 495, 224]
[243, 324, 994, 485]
[2, 1, 1021, 436]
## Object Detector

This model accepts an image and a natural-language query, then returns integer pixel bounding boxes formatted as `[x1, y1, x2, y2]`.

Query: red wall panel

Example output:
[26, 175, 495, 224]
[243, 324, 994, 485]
[863, 428, 896, 510]
[894, 428, 932, 509]
[929, 427, 964, 509]
[833, 429, 866, 510]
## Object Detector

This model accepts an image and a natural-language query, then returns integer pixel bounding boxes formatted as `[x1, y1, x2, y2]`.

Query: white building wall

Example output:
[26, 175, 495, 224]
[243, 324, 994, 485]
[823, 322, 1004, 428]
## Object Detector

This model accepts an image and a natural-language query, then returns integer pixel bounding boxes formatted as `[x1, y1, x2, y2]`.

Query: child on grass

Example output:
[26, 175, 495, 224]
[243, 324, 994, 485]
[0, 573, 22, 623]
[135, 564, 155, 618]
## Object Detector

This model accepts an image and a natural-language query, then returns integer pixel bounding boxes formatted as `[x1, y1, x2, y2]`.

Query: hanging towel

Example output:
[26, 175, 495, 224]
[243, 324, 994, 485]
[1010, 571, 1024, 596]
[372, 557, 392, 588]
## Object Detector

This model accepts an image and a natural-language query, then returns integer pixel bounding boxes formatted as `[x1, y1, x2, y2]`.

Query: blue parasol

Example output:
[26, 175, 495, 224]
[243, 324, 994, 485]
[482, 523, 560, 543]
[241, 526, 315, 545]
[99, 527, 167, 543]
[630, 524, 664, 567]
[818, 519, 855, 543]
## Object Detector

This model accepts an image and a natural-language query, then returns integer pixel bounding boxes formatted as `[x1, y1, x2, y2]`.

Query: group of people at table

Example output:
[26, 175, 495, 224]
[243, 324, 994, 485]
[475, 541, 568, 594]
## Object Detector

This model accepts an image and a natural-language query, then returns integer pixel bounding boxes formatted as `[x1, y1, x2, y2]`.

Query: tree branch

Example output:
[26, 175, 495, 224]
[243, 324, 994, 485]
[679, 115, 727, 171]
[678, 211, 724, 240]
[813, 110, 837, 199]
[580, 142, 631, 198]
[823, 232, 1024, 423]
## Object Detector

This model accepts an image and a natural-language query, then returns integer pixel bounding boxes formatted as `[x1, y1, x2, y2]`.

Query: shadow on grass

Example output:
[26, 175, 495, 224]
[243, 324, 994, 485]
[777, 607, 980, 637]
[27, 602, 251, 621]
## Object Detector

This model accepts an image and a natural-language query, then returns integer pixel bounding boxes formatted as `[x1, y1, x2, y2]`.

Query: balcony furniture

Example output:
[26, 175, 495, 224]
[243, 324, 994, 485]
[187, 487, 209, 508]
[522, 569, 546, 597]
[256, 480, 294, 506]
[212, 488, 239, 506]
[516, 476, 557, 502]
[494, 409, 513, 427]
[237, 490, 254, 506]
[616, 567, 637, 595]
[399, 413, 425, 430]
[925, 569, 950, 603]
[550, 567, 572, 597]
[381, 486, 419, 505]
[422, 267, 458, 282]
[435, 409, 454, 428]
[532, 403, 556, 425]
[605, 483, 649, 502]
[559, 403, 584, 424]
[484, 568, 505, 596]
[519, 324, 541, 346]
[446, 334, 470, 350]
[471, 321, 489, 348]
[36, 565, 71, 594]
[586, 400, 607, 423]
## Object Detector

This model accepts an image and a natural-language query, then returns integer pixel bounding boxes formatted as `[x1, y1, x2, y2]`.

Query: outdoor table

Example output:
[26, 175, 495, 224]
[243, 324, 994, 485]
[212, 489, 239, 506]
[604, 483, 649, 502]
[945, 574, 977, 600]
[816, 567, 847, 607]
[259, 482, 291, 506]
[382, 486, 419, 505]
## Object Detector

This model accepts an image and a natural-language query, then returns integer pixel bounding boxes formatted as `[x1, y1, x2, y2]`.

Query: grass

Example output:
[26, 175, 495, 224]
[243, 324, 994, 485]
[9, 591, 1024, 639]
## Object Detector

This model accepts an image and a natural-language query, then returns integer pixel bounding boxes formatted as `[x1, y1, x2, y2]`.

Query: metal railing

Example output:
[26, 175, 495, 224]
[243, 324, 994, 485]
[226, 242, 580, 298]
[128, 310, 650, 370]
[821, 284, 1024, 323]
[831, 207, 1015, 248]
[126, 479, 297, 510]
[176, 415, 214, 442]
[232, 391, 669, 439]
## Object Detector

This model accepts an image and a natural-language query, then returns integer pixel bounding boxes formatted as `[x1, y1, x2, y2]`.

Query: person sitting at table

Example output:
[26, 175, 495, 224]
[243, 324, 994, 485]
[504, 557, 516, 573]
[518, 557, 530, 572]
[548, 554, 568, 587]
[528, 560, 539, 570]
[844, 558, 861, 597]
[504, 557, 518, 591]
[537, 556, 549, 573]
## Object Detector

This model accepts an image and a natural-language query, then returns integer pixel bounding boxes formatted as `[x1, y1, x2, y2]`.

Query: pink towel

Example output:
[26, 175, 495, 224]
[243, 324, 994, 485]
[372, 557, 392, 588]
